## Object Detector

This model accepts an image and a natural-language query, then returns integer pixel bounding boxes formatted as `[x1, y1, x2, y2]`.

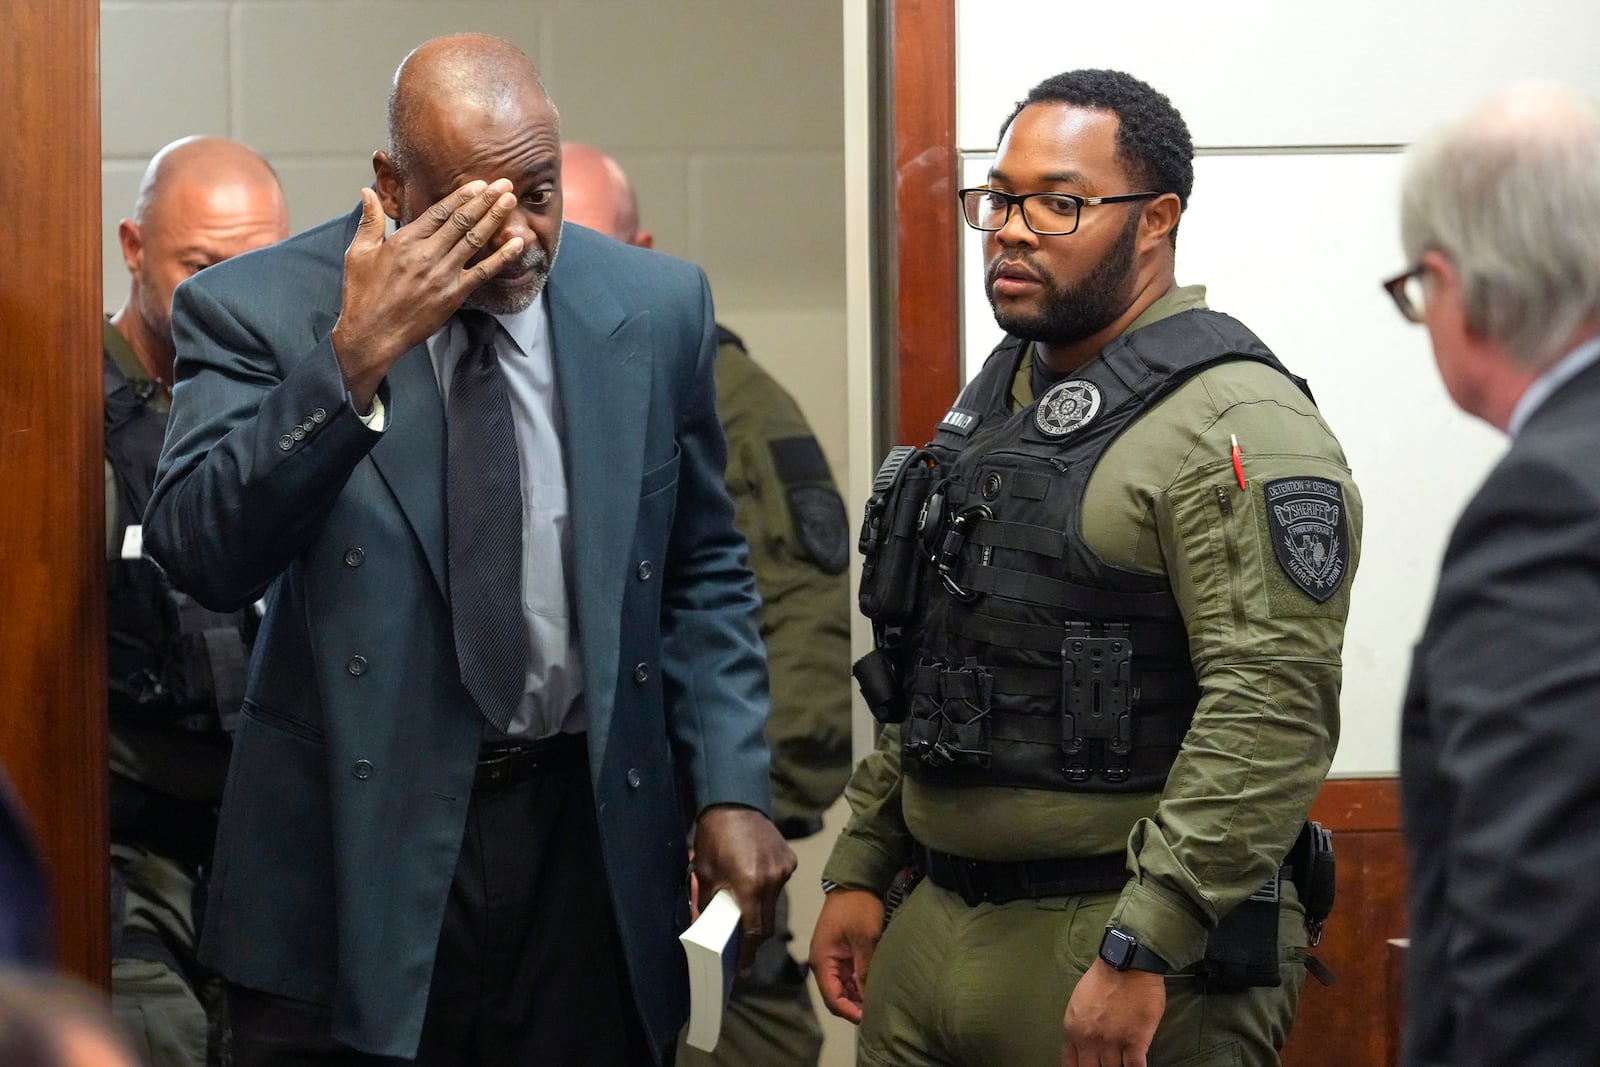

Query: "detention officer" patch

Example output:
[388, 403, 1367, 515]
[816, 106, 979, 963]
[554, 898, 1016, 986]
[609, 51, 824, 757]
[1263, 477, 1348, 603]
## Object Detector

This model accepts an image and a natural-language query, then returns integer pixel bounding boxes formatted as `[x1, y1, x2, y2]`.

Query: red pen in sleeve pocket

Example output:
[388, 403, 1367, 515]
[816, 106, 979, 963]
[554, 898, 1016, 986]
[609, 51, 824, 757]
[1231, 434, 1246, 490]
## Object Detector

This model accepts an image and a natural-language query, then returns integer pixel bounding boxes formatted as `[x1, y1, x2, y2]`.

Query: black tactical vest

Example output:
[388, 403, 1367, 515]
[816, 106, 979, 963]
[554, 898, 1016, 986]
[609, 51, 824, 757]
[899, 309, 1308, 794]
[104, 351, 250, 738]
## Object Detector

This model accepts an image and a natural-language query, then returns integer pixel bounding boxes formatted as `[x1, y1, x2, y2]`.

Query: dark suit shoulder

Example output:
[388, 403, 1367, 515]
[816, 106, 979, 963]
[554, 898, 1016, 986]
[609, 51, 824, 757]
[1495, 370, 1600, 496]
[557, 223, 709, 310]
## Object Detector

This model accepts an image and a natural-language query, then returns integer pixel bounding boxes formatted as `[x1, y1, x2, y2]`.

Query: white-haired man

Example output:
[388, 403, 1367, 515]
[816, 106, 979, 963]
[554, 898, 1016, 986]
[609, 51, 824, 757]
[1391, 84, 1600, 1067]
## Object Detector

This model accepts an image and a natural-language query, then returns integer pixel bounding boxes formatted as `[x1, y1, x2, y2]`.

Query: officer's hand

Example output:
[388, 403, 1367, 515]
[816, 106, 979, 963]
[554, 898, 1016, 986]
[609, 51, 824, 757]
[332, 180, 525, 411]
[1061, 959, 1165, 1067]
[808, 888, 883, 1024]
[691, 805, 797, 974]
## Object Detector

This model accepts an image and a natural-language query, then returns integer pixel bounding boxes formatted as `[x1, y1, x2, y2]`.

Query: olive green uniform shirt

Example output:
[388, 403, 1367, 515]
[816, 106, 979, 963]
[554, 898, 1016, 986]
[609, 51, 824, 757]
[714, 335, 853, 835]
[823, 287, 1361, 971]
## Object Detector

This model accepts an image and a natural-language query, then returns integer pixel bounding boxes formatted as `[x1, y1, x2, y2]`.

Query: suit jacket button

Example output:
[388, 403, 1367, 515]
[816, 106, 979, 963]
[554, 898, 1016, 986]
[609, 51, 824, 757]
[352, 760, 373, 780]
[311, 407, 328, 423]
[636, 560, 653, 581]
[292, 426, 307, 441]
[301, 420, 316, 433]
[626, 768, 641, 790]
[633, 663, 650, 684]
[278, 435, 294, 451]
[347, 655, 368, 677]
[343, 547, 364, 568]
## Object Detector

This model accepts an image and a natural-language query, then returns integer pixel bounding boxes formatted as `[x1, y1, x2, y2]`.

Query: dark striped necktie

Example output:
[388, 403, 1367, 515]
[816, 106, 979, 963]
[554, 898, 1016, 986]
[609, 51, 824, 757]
[446, 309, 528, 733]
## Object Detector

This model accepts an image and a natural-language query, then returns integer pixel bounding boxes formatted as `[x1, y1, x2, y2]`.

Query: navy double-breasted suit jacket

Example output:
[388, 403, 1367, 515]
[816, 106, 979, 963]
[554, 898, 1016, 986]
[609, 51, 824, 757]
[145, 208, 773, 1059]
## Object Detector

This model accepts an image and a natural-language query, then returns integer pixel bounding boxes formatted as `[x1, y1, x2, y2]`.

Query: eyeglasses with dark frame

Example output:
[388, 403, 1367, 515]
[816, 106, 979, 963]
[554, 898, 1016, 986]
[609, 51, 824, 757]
[958, 186, 1163, 237]
[1382, 263, 1428, 324]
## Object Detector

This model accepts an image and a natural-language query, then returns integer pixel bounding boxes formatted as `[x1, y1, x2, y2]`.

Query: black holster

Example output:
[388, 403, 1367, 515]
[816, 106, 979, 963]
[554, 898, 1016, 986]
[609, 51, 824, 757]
[1289, 820, 1336, 945]
[1201, 820, 1337, 991]
[1202, 876, 1283, 992]
[852, 645, 907, 724]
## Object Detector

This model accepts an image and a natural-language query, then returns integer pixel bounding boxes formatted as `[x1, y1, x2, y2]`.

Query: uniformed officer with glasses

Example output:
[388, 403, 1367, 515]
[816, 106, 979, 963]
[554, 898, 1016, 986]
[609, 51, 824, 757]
[811, 68, 1361, 1067]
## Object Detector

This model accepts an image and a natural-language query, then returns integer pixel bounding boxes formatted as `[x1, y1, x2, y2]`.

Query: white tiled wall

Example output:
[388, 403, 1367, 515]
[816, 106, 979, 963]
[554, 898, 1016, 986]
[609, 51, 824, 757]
[100, 4, 854, 1062]
[100, 0, 849, 480]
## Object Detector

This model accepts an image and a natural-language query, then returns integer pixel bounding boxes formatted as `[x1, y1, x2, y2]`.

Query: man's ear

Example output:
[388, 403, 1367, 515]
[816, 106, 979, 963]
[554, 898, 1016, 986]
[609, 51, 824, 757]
[1140, 193, 1182, 249]
[117, 219, 143, 276]
[372, 151, 405, 221]
[633, 229, 655, 250]
[1422, 250, 1478, 337]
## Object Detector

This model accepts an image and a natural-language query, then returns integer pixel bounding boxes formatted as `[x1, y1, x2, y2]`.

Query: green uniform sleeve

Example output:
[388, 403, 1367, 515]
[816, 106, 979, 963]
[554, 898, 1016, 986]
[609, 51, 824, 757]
[714, 340, 854, 836]
[821, 723, 913, 892]
[1093, 364, 1362, 969]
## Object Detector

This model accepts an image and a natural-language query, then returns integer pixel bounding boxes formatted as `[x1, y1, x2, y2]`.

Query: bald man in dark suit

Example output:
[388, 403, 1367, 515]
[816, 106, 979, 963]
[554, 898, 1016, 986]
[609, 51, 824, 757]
[146, 33, 793, 1066]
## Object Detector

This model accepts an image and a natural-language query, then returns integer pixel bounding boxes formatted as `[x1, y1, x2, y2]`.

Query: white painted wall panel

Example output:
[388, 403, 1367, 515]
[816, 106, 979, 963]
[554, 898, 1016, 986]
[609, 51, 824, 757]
[956, 0, 1600, 150]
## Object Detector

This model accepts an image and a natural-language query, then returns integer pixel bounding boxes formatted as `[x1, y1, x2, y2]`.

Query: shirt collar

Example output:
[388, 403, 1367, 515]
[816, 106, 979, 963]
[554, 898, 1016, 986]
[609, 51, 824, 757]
[477, 291, 549, 358]
[1507, 335, 1600, 437]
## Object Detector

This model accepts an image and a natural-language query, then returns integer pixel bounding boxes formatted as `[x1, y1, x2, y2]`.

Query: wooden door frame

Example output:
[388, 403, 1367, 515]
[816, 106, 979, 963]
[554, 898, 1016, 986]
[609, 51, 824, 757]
[888, 0, 963, 446]
[0, 0, 108, 984]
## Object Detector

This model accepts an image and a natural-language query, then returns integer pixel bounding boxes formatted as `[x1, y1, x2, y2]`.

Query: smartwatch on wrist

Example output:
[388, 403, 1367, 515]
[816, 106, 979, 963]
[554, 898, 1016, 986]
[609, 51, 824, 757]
[1098, 927, 1170, 974]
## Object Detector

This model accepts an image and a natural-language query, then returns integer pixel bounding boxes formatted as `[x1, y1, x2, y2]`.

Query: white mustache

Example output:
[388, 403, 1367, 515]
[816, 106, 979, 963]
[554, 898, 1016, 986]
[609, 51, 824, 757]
[501, 247, 547, 276]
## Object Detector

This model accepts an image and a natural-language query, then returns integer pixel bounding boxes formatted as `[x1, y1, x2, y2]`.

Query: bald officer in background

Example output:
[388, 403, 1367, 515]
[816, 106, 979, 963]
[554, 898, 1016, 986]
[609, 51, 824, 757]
[562, 142, 854, 1067]
[103, 136, 288, 1067]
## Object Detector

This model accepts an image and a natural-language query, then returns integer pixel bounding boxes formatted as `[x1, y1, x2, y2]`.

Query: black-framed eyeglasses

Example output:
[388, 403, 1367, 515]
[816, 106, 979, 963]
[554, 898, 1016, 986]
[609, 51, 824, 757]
[1382, 263, 1428, 324]
[958, 186, 1162, 236]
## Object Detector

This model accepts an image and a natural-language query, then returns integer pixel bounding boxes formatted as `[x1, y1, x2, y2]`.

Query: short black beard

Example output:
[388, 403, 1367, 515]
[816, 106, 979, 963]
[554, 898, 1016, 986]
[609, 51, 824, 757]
[986, 208, 1140, 345]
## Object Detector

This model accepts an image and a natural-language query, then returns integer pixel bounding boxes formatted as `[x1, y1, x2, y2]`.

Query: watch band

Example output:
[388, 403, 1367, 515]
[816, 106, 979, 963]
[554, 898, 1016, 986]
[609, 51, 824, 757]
[1098, 927, 1170, 974]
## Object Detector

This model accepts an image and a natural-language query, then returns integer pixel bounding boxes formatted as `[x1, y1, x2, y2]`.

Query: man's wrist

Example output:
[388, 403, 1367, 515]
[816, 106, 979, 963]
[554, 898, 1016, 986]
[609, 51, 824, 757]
[1098, 927, 1170, 975]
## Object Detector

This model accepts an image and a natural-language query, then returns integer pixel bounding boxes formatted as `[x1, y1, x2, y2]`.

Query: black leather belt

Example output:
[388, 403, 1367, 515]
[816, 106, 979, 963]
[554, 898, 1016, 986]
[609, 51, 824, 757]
[474, 731, 588, 791]
[920, 845, 1129, 906]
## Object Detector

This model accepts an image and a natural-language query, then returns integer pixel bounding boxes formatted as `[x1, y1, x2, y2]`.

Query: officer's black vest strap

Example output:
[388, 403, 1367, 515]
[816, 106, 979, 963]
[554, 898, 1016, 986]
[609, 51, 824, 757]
[912, 662, 1195, 708]
[919, 844, 1128, 907]
[984, 708, 1189, 750]
[963, 519, 1064, 558]
[959, 565, 1185, 620]
[103, 351, 168, 532]
[947, 607, 1192, 660]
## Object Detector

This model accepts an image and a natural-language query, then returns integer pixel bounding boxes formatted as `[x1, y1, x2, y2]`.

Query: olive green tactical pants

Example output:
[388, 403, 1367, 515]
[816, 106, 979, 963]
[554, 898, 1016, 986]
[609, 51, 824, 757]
[111, 844, 221, 1067]
[677, 887, 824, 1067]
[856, 880, 1306, 1067]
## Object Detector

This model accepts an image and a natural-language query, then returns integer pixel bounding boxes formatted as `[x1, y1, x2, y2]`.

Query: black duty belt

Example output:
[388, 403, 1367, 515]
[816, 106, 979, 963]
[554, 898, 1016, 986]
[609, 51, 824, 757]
[475, 731, 588, 791]
[919, 844, 1128, 906]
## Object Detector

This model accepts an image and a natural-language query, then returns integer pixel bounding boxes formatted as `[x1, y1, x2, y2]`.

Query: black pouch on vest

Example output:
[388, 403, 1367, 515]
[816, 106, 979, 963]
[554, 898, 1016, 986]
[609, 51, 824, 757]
[852, 646, 907, 724]
[1201, 876, 1282, 992]
[858, 447, 938, 626]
